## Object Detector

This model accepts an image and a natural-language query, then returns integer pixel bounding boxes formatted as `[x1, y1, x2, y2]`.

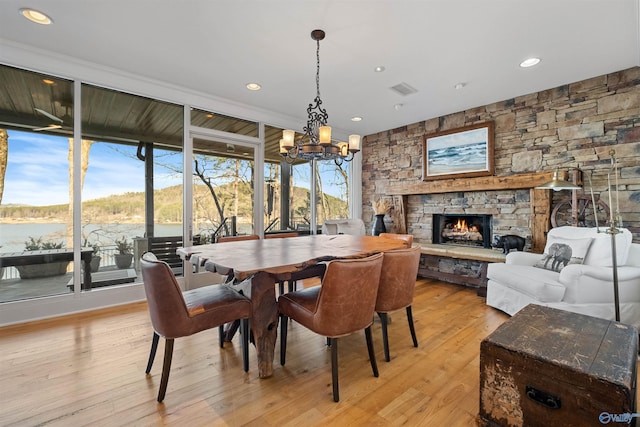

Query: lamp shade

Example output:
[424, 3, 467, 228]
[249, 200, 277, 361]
[319, 126, 332, 145]
[348, 134, 361, 152]
[279, 139, 288, 154]
[282, 130, 295, 149]
[534, 169, 582, 191]
[338, 142, 349, 157]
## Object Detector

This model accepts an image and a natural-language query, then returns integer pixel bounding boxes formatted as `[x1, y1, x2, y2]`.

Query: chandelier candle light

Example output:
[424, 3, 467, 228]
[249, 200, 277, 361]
[280, 29, 361, 165]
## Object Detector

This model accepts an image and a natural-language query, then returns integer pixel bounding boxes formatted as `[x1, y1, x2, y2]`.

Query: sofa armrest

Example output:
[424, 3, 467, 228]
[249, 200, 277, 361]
[559, 264, 640, 304]
[559, 264, 640, 283]
[505, 251, 543, 266]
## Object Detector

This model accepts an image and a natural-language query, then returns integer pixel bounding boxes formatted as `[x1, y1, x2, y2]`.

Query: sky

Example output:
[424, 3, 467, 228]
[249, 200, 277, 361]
[2, 130, 347, 207]
[3, 130, 166, 205]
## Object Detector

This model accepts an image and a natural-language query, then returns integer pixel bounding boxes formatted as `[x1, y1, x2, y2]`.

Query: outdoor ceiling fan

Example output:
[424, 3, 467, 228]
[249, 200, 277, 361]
[33, 106, 71, 131]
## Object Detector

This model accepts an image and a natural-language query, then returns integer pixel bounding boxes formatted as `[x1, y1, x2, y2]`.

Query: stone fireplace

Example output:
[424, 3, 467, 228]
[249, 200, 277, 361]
[432, 214, 493, 249]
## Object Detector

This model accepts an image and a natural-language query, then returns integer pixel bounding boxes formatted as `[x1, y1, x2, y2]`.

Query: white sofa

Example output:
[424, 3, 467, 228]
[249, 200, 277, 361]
[486, 226, 640, 328]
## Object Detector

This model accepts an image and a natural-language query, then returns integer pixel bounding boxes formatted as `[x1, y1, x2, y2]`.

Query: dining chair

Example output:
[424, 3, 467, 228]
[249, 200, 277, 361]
[379, 232, 414, 248]
[217, 234, 260, 243]
[375, 246, 421, 362]
[278, 253, 384, 402]
[140, 252, 252, 402]
[265, 232, 299, 239]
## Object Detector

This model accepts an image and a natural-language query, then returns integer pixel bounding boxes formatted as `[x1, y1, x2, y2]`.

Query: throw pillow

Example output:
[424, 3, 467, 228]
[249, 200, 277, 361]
[534, 236, 593, 273]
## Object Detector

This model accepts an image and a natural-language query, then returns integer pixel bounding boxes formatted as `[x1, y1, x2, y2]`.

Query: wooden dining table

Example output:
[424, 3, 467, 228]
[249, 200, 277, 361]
[177, 234, 408, 378]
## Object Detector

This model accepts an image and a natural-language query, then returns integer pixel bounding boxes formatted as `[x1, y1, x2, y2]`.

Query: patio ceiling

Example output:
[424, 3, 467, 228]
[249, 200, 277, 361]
[0, 65, 285, 163]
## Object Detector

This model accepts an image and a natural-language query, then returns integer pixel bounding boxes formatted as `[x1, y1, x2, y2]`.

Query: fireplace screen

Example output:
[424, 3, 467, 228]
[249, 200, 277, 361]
[432, 214, 492, 248]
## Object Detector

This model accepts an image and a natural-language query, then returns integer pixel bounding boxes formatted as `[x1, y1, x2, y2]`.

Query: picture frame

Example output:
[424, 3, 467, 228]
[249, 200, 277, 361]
[422, 121, 495, 180]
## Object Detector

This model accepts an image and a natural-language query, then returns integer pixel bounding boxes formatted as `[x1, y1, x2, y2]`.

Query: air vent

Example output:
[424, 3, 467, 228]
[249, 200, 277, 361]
[390, 82, 418, 96]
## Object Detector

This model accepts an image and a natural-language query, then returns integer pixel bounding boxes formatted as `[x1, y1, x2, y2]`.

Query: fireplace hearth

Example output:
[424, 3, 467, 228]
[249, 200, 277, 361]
[432, 214, 492, 248]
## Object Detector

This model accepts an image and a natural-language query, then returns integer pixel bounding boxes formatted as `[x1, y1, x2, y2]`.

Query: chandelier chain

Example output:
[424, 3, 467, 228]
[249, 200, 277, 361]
[279, 29, 361, 165]
[316, 38, 321, 98]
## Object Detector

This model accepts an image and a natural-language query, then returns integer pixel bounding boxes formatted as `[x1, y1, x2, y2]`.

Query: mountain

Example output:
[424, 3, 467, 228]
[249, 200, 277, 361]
[0, 184, 348, 225]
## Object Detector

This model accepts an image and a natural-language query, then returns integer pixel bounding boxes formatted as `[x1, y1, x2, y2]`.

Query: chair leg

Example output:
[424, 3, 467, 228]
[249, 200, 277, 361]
[219, 325, 225, 348]
[365, 326, 379, 378]
[241, 318, 250, 372]
[378, 312, 391, 362]
[278, 281, 285, 295]
[157, 338, 174, 403]
[406, 306, 418, 348]
[280, 315, 288, 366]
[146, 332, 160, 374]
[330, 337, 339, 402]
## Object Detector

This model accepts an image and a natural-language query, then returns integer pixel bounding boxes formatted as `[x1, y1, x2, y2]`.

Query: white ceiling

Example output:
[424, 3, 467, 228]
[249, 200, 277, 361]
[1, 0, 639, 138]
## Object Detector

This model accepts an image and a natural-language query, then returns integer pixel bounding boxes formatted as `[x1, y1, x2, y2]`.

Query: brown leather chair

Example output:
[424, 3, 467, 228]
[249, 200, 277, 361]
[278, 253, 384, 402]
[217, 234, 260, 243]
[140, 252, 252, 402]
[375, 246, 421, 362]
[265, 232, 299, 239]
[379, 232, 414, 248]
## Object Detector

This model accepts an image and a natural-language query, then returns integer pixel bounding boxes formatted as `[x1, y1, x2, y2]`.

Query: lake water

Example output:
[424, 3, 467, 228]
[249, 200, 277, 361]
[0, 223, 183, 252]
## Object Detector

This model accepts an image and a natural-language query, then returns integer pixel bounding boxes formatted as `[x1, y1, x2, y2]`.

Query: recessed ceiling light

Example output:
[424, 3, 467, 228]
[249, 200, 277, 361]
[19, 8, 53, 25]
[374, 66, 385, 73]
[246, 83, 261, 91]
[351, 116, 363, 122]
[42, 79, 56, 85]
[520, 57, 541, 68]
[394, 104, 403, 111]
[454, 82, 466, 90]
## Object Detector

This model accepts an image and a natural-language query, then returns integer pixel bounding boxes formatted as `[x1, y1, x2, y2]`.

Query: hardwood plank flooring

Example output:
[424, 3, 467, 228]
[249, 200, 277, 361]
[0, 279, 635, 426]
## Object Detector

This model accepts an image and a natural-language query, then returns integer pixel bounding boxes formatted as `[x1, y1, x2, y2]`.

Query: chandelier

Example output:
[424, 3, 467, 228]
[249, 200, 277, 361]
[279, 29, 361, 165]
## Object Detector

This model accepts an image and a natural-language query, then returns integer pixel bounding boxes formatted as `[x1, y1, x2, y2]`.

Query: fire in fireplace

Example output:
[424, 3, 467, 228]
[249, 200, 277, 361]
[432, 214, 492, 248]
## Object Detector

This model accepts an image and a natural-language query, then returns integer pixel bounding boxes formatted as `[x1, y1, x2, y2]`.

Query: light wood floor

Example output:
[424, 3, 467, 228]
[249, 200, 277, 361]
[0, 278, 595, 426]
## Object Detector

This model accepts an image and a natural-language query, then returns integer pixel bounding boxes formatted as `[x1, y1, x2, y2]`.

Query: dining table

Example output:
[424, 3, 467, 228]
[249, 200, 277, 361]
[177, 234, 408, 378]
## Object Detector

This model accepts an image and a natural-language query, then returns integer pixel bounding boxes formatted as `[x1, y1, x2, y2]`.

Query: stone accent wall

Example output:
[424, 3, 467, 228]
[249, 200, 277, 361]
[362, 67, 640, 243]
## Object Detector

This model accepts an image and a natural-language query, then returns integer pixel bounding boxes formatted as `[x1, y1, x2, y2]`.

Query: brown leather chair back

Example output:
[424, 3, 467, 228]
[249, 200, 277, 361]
[379, 233, 414, 248]
[312, 253, 383, 337]
[265, 232, 299, 239]
[140, 252, 192, 339]
[217, 234, 260, 243]
[375, 246, 421, 312]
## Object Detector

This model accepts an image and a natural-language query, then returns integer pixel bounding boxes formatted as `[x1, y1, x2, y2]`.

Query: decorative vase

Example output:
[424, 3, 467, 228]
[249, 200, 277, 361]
[372, 214, 387, 236]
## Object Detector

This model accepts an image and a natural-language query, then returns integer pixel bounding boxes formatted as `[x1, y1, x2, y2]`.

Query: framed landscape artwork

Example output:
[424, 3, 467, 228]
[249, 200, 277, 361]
[422, 122, 495, 181]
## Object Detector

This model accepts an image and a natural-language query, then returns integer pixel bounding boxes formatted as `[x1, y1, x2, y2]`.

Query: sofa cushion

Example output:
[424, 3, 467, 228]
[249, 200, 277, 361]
[583, 228, 632, 267]
[534, 236, 593, 273]
[487, 263, 565, 302]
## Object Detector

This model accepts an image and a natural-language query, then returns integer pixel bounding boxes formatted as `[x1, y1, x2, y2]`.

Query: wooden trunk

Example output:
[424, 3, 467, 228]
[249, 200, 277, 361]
[479, 305, 638, 427]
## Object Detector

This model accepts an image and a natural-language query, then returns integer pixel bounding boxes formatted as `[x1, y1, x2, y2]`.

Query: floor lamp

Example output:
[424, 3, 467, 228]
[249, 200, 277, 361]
[535, 150, 622, 321]
[607, 150, 622, 322]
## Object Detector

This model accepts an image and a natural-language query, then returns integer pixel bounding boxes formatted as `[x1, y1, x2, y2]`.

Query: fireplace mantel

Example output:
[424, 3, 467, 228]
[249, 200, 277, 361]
[382, 172, 554, 252]
[382, 171, 554, 195]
